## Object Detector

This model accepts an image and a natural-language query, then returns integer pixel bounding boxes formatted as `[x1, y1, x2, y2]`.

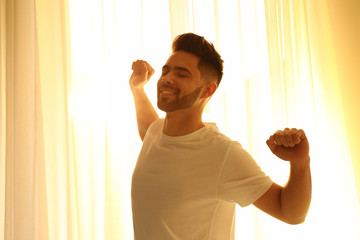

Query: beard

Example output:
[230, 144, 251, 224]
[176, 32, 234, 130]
[157, 85, 203, 112]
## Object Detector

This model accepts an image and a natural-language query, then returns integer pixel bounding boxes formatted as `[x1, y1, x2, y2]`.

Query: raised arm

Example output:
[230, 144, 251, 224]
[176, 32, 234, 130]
[253, 128, 311, 224]
[129, 60, 159, 141]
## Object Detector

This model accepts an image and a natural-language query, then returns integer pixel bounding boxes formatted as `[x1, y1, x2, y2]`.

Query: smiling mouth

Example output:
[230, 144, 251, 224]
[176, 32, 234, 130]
[159, 87, 178, 96]
[161, 90, 175, 95]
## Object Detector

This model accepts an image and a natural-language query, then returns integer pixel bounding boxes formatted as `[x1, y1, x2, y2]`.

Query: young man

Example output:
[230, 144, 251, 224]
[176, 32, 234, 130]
[129, 33, 311, 239]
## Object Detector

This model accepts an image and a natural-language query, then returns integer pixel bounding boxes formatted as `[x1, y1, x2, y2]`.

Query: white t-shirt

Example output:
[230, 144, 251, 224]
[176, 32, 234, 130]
[131, 119, 273, 240]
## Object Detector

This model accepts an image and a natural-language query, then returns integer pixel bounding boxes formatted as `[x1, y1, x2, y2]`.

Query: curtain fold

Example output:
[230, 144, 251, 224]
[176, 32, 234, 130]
[1, 0, 71, 239]
[1, 0, 360, 239]
[327, 0, 360, 202]
[0, 0, 6, 237]
[4, 0, 39, 238]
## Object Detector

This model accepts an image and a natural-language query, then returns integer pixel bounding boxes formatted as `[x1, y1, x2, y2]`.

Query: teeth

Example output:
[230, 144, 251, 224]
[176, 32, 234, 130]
[162, 90, 174, 94]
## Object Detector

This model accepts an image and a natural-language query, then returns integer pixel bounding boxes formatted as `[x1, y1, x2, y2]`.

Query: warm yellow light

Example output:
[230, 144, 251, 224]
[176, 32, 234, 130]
[66, 0, 360, 239]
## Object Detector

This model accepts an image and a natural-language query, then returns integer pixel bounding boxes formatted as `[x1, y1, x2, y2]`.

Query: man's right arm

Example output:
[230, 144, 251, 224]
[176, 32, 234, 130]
[129, 60, 159, 141]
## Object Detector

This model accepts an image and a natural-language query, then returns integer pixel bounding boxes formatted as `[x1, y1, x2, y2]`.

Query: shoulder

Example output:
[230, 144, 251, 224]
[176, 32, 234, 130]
[209, 131, 247, 157]
[149, 118, 164, 131]
[218, 139, 268, 177]
[203, 124, 234, 144]
[143, 118, 164, 141]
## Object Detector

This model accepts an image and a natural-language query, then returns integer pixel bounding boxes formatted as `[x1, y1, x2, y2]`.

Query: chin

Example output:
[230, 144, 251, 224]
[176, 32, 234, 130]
[157, 102, 168, 112]
[157, 104, 174, 113]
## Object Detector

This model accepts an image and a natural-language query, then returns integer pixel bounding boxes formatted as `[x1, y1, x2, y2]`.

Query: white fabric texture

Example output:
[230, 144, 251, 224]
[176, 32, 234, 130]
[131, 119, 273, 239]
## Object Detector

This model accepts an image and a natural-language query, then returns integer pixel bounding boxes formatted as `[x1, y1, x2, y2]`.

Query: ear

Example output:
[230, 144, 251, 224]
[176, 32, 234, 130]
[201, 82, 217, 99]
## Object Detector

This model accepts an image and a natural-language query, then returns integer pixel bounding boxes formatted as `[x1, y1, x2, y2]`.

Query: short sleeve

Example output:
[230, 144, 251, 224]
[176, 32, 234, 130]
[217, 142, 273, 207]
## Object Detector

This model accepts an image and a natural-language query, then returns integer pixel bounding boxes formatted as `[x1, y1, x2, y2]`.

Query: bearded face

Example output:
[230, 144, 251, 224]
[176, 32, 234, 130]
[157, 84, 204, 112]
[156, 51, 208, 113]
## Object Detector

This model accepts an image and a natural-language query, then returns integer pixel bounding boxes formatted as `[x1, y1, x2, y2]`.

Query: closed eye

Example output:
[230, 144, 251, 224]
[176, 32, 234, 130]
[161, 65, 192, 78]
[175, 72, 189, 78]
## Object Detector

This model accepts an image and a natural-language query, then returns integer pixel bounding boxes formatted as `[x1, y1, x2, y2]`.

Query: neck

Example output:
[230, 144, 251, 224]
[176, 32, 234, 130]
[163, 108, 205, 136]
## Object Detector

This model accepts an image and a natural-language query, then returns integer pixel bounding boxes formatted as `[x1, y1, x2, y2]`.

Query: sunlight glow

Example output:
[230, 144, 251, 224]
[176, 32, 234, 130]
[66, 0, 360, 239]
[68, 0, 173, 238]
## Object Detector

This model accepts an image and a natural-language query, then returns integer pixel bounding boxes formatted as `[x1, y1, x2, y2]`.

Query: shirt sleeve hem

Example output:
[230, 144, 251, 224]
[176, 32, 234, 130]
[239, 179, 274, 207]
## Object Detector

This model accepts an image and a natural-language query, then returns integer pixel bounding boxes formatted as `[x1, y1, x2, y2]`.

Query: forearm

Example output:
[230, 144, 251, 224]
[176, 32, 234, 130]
[280, 157, 312, 223]
[131, 88, 159, 141]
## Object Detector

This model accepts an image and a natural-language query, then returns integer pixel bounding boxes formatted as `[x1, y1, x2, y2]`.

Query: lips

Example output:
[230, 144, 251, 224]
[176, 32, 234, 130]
[161, 90, 175, 95]
[159, 87, 178, 96]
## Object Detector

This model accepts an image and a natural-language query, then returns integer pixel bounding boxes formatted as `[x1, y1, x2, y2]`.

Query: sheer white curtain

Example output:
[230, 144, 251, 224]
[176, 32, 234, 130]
[1, 0, 71, 239]
[1, 0, 360, 239]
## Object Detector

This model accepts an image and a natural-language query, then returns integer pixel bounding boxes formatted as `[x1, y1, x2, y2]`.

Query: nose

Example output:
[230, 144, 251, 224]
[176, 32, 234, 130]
[160, 74, 174, 85]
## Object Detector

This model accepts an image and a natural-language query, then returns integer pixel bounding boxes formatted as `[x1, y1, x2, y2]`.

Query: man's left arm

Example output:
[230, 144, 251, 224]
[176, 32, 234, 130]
[253, 128, 312, 224]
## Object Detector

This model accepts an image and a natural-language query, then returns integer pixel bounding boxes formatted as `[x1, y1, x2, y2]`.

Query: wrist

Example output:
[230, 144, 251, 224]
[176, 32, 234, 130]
[130, 86, 145, 94]
[290, 156, 310, 170]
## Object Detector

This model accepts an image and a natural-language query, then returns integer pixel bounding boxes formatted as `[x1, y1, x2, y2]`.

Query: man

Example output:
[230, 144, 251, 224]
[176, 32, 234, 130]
[129, 33, 311, 239]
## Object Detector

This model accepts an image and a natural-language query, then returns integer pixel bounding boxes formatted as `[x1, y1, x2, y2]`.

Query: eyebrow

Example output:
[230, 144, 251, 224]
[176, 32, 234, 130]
[162, 65, 192, 75]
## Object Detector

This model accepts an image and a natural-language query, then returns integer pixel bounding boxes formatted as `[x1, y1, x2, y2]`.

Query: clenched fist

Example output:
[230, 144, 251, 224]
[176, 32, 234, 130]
[129, 60, 155, 91]
[266, 128, 310, 164]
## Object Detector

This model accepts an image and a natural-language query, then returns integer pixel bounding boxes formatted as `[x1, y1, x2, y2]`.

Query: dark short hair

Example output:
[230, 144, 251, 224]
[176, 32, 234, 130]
[172, 33, 224, 85]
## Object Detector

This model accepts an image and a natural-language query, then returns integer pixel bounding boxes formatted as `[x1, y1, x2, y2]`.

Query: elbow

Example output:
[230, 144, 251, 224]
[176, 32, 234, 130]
[284, 214, 307, 225]
[280, 200, 311, 225]
[287, 218, 305, 225]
